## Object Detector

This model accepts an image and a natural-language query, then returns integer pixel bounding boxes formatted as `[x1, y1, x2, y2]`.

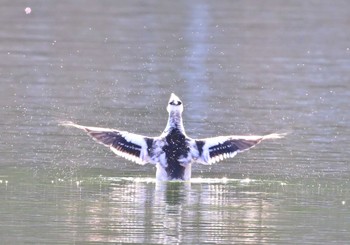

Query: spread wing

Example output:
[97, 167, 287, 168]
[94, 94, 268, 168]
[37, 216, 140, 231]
[194, 133, 286, 165]
[61, 121, 154, 165]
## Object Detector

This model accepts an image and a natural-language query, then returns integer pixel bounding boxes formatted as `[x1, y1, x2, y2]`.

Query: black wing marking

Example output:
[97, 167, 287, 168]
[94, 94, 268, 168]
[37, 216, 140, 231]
[62, 121, 154, 165]
[195, 134, 285, 165]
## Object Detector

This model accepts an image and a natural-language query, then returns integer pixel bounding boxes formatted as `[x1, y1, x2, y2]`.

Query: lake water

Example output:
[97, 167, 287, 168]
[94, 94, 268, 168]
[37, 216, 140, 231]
[1, 0, 350, 244]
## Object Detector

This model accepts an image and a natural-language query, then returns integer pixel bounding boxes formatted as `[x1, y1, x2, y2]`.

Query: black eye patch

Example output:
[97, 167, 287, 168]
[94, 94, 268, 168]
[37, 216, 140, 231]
[170, 101, 182, 106]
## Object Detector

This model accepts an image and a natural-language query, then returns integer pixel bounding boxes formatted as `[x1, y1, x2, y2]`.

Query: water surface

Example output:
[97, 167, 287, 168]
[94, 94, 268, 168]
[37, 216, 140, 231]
[1, 0, 350, 244]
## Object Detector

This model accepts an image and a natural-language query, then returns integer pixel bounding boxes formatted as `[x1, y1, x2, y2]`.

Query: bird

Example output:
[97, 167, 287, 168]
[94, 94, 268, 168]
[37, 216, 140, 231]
[61, 93, 286, 181]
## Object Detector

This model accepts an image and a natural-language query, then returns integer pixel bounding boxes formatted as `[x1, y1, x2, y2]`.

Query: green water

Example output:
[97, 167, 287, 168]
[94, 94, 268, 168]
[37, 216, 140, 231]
[1, 0, 350, 244]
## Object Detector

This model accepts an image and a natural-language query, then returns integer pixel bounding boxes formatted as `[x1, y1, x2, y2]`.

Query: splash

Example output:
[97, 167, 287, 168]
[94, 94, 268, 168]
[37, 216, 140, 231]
[105, 176, 271, 185]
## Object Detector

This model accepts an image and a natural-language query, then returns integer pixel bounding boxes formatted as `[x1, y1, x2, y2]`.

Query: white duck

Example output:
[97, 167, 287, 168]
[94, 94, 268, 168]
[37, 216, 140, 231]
[62, 93, 285, 181]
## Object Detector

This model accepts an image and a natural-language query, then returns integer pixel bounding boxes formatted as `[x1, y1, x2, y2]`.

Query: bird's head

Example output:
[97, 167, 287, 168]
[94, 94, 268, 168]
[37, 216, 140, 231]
[167, 93, 183, 114]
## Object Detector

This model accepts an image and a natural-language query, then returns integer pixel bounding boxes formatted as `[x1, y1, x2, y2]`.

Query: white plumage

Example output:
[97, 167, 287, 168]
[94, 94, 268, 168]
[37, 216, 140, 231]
[62, 93, 286, 181]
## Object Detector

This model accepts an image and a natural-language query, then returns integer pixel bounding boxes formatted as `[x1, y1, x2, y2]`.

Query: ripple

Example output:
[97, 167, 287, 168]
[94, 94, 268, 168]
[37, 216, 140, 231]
[104, 176, 288, 186]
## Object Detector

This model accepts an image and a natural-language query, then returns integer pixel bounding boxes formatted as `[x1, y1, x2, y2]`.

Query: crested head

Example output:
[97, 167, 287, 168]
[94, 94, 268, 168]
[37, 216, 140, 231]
[167, 93, 183, 114]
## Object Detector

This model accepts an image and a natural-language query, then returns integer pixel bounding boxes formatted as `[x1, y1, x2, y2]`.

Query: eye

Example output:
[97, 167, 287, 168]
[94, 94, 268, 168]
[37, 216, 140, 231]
[170, 101, 182, 106]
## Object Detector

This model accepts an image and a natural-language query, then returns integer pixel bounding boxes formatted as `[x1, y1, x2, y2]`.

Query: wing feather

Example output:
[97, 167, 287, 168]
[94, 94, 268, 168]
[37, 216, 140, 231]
[195, 133, 286, 165]
[61, 121, 154, 165]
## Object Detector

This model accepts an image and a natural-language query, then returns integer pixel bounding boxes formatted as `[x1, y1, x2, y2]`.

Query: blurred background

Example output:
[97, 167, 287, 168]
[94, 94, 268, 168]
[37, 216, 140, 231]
[0, 0, 349, 244]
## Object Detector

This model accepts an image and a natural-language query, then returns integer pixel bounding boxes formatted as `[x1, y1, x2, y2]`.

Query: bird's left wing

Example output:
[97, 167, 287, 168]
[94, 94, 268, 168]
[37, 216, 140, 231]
[61, 121, 154, 165]
[194, 133, 286, 165]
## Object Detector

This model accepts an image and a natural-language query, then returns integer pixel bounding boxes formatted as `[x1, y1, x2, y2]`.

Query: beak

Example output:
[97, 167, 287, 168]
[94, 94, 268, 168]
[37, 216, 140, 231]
[169, 93, 180, 102]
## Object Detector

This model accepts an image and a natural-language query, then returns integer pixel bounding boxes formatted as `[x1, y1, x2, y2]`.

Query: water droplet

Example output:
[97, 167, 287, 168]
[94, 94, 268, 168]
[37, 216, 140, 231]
[25, 7, 31, 14]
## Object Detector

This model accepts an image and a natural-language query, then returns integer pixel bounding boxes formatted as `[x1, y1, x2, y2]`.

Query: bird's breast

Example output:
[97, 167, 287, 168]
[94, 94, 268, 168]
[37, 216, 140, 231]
[159, 128, 191, 179]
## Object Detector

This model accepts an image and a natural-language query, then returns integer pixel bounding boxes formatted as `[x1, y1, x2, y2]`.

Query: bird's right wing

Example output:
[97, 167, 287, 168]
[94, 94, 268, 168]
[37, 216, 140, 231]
[194, 133, 286, 165]
[61, 121, 155, 165]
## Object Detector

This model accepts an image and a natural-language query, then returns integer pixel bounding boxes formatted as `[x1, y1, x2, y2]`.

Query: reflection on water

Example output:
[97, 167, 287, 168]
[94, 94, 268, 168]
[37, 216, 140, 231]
[1, 173, 350, 244]
[2, 176, 348, 244]
[183, 2, 211, 106]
